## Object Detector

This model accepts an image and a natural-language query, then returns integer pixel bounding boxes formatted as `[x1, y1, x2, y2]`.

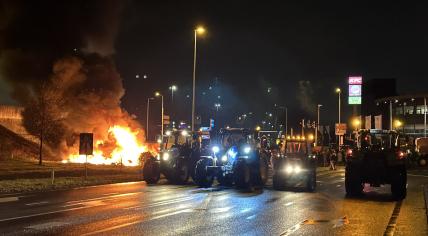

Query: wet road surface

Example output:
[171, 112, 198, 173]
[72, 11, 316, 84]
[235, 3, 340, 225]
[0, 168, 427, 235]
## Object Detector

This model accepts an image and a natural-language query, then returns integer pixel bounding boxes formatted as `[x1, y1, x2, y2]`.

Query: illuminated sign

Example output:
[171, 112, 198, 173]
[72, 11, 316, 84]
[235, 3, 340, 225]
[349, 96, 362, 104]
[348, 76, 362, 104]
[348, 76, 362, 85]
[349, 85, 362, 96]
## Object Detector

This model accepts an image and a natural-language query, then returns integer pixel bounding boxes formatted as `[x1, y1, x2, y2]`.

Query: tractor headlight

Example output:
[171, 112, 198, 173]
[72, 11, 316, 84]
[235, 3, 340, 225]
[243, 146, 251, 154]
[162, 153, 170, 161]
[285, 165, 293, 174]
[212, 146, 220, 154]
[221, 155, 228, 162]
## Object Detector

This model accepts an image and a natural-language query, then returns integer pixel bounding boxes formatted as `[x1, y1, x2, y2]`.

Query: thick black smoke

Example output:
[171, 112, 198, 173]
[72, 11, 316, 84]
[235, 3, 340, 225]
[0, 0, 147, 159]
[0, 0, 125, 103]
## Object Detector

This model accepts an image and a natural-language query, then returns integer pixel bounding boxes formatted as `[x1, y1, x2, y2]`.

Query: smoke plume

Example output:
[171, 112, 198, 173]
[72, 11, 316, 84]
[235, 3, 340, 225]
[0, 0, 147, 159]
[297, 80, 316, 116]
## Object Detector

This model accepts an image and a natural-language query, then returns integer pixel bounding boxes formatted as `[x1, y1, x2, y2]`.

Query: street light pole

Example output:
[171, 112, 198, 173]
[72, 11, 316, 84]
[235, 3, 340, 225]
[315, 104, 322, 146]
[146, 97, 154, 141]
[285, 107, 288, 136]
[192, 26, 205, 132]
[336, 88, 342, 149]
[155, 92, 164, 137]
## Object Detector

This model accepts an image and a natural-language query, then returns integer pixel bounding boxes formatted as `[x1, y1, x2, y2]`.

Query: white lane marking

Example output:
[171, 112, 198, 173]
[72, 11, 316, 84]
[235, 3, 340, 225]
[246, 214, 257, 220]
[336, 185, 341, 188]
[408, 174, 428, 178]
[25, 201, 49, 206]
[0, 205, 92, 223]
[65, 192, 139, 205]
[284, 202, 294, 207]
[0, 197, 19, 203]
[102, 192, 119, 196]
[26, 221, 68, 230]
[280, 221, 303, 236]
[81, 209, 193, 236]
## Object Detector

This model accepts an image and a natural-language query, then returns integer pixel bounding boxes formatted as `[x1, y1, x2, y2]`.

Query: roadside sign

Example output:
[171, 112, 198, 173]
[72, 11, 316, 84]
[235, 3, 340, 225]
[163, 115, 170, 125]
[79, 133, 93, 155]
[348, 96, 362, 104]
[348, 76, 362, 105]
[335, 123, 347, 135]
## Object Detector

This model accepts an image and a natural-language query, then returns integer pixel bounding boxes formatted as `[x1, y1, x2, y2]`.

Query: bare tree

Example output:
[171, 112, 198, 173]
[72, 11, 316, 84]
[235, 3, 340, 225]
[22, 82, 65, 165]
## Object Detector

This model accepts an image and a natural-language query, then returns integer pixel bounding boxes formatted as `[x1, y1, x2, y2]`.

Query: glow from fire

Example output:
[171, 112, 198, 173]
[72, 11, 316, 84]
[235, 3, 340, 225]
[64, 125, 149, 166]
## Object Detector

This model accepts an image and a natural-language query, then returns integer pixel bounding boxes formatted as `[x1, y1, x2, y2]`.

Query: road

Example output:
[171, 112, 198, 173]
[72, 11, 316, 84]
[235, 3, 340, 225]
[0, 168, 427, 236]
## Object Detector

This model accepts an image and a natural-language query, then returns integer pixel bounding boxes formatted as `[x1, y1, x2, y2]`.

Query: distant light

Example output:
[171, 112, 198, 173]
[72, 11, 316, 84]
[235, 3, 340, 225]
[181, 130, 188, 136]
[155, 92, 161, 97]
[186, 94, 190, 98]
[143, 75, 148, 79]
[217, 95, 221, 99]
[335, 88, 341, 93]
[170, 85, 177, 91]
[195, 26, 206, 34]
[165, 130, 172, 136]
[135, 74, 140, 79]
[255, 126, 261, 131]
[267, 87, 272, 93]
[209, 86, 212, 90]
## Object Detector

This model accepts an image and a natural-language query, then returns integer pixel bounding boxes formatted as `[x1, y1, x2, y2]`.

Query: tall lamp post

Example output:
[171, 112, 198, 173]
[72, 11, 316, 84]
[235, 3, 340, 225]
[146, 97, 154, 141]
[335, 88, 342, 149]
[192, 26, 206, 132]
[169, 85, 177, 103]
[315, 104, 322, 146]
[155, 92, 164, 137]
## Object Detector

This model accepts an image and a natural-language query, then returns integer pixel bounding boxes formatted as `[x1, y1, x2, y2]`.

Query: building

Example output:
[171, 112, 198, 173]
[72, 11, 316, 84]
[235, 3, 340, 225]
[361, 79, 428, 137]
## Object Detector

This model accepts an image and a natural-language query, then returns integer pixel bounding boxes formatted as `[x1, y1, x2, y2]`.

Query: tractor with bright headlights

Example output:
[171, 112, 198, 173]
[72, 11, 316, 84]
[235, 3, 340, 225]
[143, 129, 211, 184]
[193, 128, 269, 190]
[272, 135, 317, 191]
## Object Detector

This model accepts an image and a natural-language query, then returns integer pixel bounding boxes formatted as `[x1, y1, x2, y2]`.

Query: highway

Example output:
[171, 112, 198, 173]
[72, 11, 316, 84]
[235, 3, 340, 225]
[0, 168, 427, 235]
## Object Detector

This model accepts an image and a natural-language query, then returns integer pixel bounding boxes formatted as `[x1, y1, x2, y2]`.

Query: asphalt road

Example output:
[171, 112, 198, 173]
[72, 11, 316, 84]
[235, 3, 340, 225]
[0, 168, 427, 236]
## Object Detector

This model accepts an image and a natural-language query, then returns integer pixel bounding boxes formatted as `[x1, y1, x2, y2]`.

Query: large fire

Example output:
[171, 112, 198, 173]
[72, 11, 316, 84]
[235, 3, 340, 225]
[63, 125, 154, 166]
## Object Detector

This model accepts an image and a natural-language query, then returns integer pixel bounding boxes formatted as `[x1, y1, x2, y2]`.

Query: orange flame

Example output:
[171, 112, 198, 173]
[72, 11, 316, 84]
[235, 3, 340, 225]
[63, 125, 154, 166]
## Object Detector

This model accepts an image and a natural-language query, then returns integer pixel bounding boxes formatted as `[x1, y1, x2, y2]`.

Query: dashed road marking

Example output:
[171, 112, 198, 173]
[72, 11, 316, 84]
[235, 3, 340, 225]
[0, 197, 18, 203]
[26, 221, 68, 230]
[25, 201, 49, 206]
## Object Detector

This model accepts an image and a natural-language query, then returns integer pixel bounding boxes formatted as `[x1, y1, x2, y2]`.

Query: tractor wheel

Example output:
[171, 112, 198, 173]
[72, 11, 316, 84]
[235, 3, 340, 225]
[306, 170, 316, 192]
[143, 158, 160, 184]
[345, 163, 363, 196]
[234, 159, 252, 190]
[391, 166, 407, 200]
[173, 158, 190, 184]
[194, 158, 214, 188]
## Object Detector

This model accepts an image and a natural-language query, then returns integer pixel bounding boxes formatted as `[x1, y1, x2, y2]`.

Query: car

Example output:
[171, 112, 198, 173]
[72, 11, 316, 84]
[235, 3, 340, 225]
[345, 129, 407, 200]
[272, 135, 317, 191]
[143, 129, 211, 184]
[193, 128, 269, 190]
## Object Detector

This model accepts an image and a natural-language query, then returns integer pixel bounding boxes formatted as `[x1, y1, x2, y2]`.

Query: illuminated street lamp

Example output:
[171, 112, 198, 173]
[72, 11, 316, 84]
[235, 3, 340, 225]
[169, 85, 177, 103]
[192, 26, 206, 132]
[394, 120, 403, 130]
[352, 117, 361, 130]
[155, 92, 164, 137]
[214, 103, 221, 111]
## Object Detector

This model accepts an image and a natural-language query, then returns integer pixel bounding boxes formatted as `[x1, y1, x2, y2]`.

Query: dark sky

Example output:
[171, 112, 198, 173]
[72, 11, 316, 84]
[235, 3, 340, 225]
[1, 1, 428, 130]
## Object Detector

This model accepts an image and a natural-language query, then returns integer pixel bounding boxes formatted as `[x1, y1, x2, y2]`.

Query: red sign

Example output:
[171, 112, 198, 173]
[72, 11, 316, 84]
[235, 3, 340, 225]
[348, 76, 362, 85]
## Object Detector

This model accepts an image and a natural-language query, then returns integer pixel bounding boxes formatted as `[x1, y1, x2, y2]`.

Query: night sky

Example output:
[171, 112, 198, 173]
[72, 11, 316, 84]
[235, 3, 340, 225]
[1, 1, 428, 130]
